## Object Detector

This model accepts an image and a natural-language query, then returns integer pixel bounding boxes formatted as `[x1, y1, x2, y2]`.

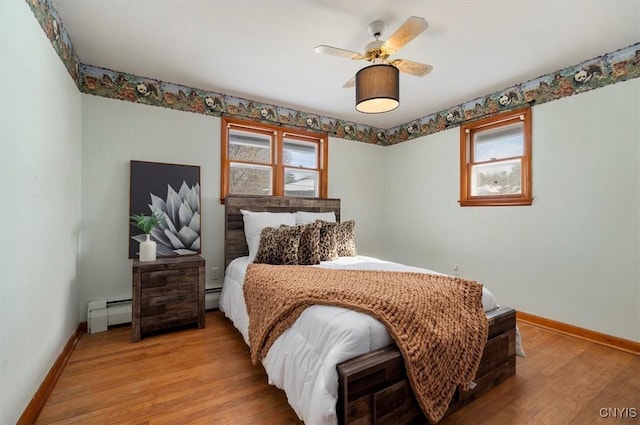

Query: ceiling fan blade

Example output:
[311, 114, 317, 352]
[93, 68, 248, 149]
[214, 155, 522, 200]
[391, 59, 433, 77]
[381, 16, 428, 55]
[314, 45, 365, 60]
[342, 75, 355, 88]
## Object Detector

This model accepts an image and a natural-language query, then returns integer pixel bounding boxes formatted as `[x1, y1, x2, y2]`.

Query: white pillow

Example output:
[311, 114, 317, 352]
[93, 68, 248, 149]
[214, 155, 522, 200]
[295, 211, 336, 225]
[241, 210, 296, 262]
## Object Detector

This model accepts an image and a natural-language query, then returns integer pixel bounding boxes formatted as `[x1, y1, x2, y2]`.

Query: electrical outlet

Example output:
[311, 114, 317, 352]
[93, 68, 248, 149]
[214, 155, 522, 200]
[210, 267, 219, 280]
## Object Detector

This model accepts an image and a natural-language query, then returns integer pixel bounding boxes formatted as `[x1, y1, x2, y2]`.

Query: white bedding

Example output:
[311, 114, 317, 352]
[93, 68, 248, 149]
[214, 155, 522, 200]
[220, 255, 501, 425]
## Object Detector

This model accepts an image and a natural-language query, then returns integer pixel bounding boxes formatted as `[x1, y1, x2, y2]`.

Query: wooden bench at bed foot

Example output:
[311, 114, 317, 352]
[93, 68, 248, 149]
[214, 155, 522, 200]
[336, 306, 517, 425]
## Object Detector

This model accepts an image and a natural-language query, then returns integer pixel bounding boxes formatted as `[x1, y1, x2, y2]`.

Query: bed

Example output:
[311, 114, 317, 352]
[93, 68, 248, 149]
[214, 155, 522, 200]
[220, 195, 518, 425]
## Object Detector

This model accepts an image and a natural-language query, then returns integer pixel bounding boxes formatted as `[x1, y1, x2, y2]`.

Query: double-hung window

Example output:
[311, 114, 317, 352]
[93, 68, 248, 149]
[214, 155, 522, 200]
[221, 117, 328, 201]
[459, 106, 532, 206]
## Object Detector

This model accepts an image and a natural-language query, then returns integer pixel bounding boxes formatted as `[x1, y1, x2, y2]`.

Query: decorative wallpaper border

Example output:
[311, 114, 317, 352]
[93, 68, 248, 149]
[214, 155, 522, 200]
[386, 43, 640, 145]
[26, 0, 81, 90]
[27, 0, 640, 146]
[80, 64, 388, 145]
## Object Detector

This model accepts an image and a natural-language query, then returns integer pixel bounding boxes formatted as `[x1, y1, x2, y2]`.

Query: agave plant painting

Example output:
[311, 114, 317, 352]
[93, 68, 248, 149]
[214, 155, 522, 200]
[129, 161, 201, 258]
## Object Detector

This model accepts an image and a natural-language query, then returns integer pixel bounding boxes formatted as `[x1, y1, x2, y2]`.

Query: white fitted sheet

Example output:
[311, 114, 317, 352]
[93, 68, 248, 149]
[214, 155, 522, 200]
[219, 255, 500, 425]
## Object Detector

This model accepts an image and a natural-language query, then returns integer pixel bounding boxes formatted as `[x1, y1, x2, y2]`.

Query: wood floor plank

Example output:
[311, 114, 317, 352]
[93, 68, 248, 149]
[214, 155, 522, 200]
[35, 314, 639, 425]
[568, 356, 640, 425]
[519, 348, 627, 424]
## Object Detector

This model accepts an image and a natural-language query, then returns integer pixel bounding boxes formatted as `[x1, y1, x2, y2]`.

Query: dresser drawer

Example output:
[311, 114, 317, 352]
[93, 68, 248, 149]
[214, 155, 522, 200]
[140, 274, 198, 298]
[140, 291, 198, 314]
[140, 268, 198, 288]
[140, 300, 199, 332]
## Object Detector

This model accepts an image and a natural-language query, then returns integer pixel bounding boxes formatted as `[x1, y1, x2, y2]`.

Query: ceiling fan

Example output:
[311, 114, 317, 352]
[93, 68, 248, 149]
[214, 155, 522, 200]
[314, 16, 433, 88]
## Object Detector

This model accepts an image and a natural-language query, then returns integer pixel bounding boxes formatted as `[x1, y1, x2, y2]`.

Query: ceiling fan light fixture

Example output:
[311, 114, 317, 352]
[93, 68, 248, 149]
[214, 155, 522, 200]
[355, 64, 399, 114]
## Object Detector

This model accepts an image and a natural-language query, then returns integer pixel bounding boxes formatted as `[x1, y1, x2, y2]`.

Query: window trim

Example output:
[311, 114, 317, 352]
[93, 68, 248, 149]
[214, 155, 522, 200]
[459, 106, 532, 207]
[221, 116, 328, 202]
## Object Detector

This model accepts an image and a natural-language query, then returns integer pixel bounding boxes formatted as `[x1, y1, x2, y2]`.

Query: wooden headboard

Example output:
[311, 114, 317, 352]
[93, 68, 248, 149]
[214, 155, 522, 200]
[224, 195, 341, 267]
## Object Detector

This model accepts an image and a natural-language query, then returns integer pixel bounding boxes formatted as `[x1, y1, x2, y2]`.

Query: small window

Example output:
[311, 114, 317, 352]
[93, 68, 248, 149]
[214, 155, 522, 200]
[227, 127, 274, 196]
[460, 106, 532, 206]
[283, 136, 320, 196]
[221, 117, 328, 201]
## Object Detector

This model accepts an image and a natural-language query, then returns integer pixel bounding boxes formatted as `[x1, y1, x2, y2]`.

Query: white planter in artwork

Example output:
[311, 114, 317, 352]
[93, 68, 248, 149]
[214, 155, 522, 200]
[139, 234, 157, 262]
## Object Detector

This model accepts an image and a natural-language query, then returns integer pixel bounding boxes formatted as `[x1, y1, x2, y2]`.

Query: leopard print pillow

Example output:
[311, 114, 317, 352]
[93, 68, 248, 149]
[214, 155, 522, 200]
[254, 225, 302, 265]
[317, 220, 338, 261]
[335, 220, 357, 257]
[296, 221, 322, 265]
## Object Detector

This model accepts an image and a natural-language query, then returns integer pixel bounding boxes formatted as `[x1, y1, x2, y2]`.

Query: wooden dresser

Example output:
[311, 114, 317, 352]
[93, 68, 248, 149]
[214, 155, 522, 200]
[132, 255, 205, 342]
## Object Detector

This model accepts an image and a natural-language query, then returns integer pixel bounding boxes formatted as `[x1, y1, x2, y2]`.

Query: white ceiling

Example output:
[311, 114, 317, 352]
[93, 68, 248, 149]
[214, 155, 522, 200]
[53, 0, 639, 129]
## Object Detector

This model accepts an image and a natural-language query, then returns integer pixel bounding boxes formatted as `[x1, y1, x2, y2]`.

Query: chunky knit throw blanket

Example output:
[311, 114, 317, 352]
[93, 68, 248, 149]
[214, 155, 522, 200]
[244, 264, 489, 424]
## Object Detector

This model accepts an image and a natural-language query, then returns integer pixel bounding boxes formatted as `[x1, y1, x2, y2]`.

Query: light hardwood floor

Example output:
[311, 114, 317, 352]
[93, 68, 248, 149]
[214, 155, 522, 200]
[36, 311, 639, 425]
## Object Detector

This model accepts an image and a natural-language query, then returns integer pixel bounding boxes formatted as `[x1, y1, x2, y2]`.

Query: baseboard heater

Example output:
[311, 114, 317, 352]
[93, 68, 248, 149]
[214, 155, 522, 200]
[87, 287, 222, 334]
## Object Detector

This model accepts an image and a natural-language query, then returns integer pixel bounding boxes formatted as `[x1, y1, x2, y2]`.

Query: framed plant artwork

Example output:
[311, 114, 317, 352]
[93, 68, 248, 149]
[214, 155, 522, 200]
[129, 160, 201, 258]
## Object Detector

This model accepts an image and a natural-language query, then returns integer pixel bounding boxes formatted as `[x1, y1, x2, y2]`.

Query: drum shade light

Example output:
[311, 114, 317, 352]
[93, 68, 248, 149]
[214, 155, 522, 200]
[355, 64, 399, 114]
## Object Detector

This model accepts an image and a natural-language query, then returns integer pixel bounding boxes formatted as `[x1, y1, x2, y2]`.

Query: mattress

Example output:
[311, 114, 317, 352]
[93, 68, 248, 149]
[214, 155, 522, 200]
[219, 255, 500, 425]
